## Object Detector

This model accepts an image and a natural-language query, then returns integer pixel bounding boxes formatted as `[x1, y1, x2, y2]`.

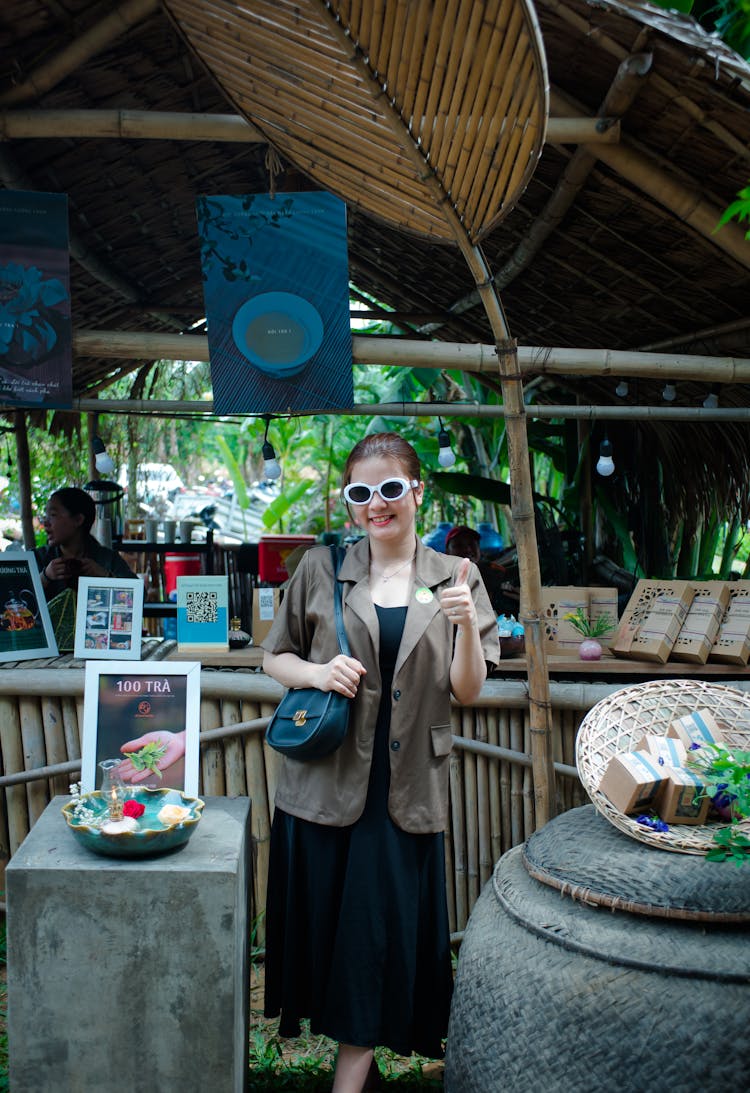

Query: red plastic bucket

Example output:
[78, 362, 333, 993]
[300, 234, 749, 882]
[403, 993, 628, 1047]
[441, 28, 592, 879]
[164, 553, 201, 596]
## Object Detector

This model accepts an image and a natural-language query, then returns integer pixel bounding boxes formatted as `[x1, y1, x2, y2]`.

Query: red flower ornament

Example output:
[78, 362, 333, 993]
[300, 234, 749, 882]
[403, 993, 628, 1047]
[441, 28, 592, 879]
[123, 799, 145, 819]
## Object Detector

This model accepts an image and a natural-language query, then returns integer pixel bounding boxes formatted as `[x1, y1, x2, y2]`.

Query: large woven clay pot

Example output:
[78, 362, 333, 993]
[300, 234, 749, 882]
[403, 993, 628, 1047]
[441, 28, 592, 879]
[445, 806, 750, 1093]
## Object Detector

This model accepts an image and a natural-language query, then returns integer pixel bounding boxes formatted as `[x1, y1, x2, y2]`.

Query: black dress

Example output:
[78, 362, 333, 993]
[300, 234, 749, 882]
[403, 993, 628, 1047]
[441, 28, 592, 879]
[264, 604, 453, 1058]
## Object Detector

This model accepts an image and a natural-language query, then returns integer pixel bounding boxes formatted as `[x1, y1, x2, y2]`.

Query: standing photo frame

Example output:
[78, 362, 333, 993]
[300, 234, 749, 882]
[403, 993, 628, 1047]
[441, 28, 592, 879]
[74, 577, 144, 660]
[0, 551, 58, 662]
[81, 660, 201, 795]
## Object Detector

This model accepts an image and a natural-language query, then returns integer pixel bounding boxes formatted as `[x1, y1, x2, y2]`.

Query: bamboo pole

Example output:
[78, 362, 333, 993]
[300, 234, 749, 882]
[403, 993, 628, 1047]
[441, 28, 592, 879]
[41, 696, 71, 798]
[66, 327, 750, 382]
[243, 699, 272, 947]
[509, 708, 524, 847]
[461, 706, 479, 909]
[452, 736, 577, 779]
[0, 0, 160, 108]
[539, 0, 750, 166]
[475, 711, 492, 888]
[590, 138, 750, 269]
[199, 698, 226, 796]
[19, 698, 48, 826]
[0, 697, 28, 853]
[464, 310, 555, 827]
[498, 708, 511, 855]
[486, 708, 503, 865]
[62, 395, 750, 423]
[448, 744, 468, 932]
[522, 714, 536, 840]
[220, 698, 248, 797]
[444, 810, 457, 936]
[0, 109, 264, 142]
[0, 668, 635, 709]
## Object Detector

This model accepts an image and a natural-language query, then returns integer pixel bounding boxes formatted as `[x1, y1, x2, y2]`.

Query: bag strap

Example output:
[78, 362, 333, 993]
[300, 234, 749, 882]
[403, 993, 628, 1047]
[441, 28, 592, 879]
[331, 544, 351, 657]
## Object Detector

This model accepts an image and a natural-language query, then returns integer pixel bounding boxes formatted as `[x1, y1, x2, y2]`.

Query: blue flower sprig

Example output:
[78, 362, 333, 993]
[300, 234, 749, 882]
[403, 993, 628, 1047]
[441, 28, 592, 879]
[636, 814, 669, 833]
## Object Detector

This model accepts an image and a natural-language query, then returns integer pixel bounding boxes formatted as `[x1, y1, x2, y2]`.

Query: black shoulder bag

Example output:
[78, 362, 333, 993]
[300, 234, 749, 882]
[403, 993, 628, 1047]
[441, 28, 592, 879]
[264, 545, 351, 761]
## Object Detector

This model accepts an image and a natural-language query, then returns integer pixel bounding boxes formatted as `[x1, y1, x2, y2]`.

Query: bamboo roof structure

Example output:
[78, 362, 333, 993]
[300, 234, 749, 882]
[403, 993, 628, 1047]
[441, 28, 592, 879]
[1, 0, 748, 408]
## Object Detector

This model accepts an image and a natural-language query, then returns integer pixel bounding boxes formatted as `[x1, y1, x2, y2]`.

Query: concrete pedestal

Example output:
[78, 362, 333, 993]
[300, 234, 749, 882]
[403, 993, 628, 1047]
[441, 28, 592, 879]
[7, 795, 251, 1093]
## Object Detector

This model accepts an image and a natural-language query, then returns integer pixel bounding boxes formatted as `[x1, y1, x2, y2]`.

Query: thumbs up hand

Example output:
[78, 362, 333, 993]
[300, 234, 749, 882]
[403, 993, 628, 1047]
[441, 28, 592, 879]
[439, 557, 476, 628]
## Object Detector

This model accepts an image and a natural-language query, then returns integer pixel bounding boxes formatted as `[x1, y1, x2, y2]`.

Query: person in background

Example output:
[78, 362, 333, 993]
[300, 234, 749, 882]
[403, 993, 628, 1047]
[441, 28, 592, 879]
[36, 487, 135, 600]
[262, 434, 499, 1093]
[445, 523, 518, 618]
[444, 524, 481, 564]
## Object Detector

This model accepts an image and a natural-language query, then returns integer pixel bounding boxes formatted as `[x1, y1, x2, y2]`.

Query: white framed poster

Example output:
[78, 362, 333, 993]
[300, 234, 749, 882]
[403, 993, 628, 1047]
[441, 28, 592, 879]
[74, 577, 144, 660]
[81, 660, 201, 795]
[0, 551, 58, 662]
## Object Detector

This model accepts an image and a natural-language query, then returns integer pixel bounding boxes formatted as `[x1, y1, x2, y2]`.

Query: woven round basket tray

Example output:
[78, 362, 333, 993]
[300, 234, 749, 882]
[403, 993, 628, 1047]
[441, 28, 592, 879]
[575, 678, 750, 855]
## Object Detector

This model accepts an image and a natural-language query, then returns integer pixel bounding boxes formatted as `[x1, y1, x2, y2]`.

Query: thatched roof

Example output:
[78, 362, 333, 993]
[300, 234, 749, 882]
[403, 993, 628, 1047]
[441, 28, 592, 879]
[1, 0, 749, 413]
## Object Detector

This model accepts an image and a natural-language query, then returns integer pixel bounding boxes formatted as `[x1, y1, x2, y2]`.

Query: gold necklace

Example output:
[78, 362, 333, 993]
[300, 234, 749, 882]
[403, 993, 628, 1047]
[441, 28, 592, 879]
[372, 551, 416, 583]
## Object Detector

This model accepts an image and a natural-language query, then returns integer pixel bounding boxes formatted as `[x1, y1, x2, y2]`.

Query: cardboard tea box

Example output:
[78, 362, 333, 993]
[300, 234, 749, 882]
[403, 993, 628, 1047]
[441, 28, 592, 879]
[599, 750, 666, 814]
[667, 708, 725, 748]
[659, 767, 711, 825]
[540, 587, 589, 652]
[635, 734, 687, 768]
[708, 581, 750, 665]
[540, 586, 618, 653]
[587, 586, 619, 649]
[612, 580, 694, 663]
[670, 581, 731, 664]
[252, 586, 281, 645]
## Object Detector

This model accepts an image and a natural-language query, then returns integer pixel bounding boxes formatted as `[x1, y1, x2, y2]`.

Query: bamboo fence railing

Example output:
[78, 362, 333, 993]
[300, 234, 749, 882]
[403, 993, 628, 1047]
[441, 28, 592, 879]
[0, 652, 623, 939]
[4, 659, 750, 932]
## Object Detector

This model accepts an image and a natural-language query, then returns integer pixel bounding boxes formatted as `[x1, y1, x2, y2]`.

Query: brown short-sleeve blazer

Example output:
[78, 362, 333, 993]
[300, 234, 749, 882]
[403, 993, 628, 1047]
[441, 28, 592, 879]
[262, 537, 500, 834]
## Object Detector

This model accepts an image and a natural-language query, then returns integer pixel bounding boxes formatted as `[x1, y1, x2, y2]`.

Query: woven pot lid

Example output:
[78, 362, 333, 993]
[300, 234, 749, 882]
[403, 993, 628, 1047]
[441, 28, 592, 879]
[523, 805, 750, 923]
[163, 0, 548, 243]
[576, 679, 750, 855]
[494, 842, 750, 983]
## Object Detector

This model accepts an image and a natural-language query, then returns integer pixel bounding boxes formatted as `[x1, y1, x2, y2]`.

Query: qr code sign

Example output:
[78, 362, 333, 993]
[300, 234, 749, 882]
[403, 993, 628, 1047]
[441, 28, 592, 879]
[186, 590, 219, 624]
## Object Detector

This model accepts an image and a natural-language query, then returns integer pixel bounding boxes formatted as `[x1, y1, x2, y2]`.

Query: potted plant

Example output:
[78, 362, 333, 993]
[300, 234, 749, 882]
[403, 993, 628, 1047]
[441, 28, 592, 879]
[563, 607, 615, 661]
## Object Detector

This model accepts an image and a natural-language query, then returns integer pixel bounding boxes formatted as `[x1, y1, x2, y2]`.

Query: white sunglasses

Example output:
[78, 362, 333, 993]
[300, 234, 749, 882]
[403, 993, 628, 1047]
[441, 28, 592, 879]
[343, 477, 419, 505]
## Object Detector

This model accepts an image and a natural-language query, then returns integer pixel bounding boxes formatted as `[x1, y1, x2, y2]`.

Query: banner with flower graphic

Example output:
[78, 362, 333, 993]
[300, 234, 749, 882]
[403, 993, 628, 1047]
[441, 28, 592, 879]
[197, 191, 352, 414]
[0, 191, 72, 408]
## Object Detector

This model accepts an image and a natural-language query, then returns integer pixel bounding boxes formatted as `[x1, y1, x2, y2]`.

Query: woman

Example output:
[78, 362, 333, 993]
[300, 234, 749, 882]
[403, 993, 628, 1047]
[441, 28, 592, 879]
[36, 487, 135, 600]
[262, 434, 499, 1092]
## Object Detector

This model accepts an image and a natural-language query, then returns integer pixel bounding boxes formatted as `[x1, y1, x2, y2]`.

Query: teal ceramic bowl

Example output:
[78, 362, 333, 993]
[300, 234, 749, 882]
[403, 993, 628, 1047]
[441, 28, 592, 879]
[62, 788, 205, 858]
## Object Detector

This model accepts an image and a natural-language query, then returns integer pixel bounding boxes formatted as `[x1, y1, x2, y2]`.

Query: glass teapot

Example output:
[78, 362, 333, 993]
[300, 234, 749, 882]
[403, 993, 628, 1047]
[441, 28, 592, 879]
[1, 590, 37, 631]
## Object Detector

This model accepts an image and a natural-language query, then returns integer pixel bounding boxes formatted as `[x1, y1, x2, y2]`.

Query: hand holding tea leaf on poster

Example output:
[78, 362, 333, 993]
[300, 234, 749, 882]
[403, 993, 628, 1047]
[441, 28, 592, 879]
[119, 730, 186, 784]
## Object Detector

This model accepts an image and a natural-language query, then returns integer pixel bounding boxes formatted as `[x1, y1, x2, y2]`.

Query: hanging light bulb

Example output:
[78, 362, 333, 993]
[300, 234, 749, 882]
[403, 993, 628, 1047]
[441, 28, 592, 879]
[261, 418, 282, 481]
[92, 435, 115, 476]
[662, 383, 677, 402]
[437, 418, 456, 468]
[596, 437, 615, 477]
[615, 380, 629, 398]
[702, 389, 719, 409]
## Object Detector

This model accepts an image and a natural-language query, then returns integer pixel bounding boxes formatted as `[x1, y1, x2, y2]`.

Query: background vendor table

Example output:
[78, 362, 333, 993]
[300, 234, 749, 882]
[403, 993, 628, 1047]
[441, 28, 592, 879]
[6, 795, 251, 1093]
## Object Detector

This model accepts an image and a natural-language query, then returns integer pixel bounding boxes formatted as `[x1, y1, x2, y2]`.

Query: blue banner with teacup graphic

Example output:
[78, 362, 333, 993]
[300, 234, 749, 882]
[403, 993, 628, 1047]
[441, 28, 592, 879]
[197, 192, 353, 414]
[0, 191, 72, 408]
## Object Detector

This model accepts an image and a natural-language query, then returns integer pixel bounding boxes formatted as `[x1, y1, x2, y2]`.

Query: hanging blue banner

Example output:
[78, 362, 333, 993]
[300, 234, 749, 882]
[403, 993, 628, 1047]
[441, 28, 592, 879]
[197, 192, 353, 415]
[0, 191, 72, 408]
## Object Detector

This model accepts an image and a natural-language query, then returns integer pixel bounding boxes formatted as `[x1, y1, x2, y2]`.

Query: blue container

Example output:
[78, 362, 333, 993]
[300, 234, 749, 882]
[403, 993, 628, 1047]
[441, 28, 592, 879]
[162, 589, 178, 640]
[423, 521, 454, 553]
[478, 522, 504, 558]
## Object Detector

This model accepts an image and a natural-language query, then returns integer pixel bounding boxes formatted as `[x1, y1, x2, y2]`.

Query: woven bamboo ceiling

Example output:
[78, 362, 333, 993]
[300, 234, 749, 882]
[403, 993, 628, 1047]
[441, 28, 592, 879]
[1, 0, 749, 411]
